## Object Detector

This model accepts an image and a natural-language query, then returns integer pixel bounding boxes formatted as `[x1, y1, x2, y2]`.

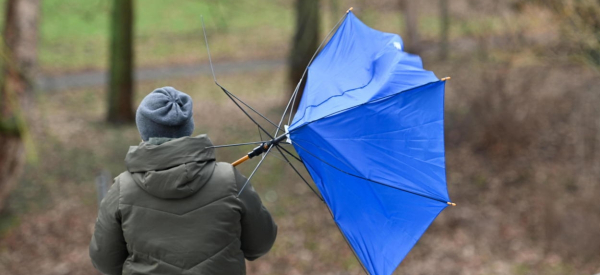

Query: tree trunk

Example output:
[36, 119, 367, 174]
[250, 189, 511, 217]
[107, 0, 134, 124]
[288, 0, 320, 113]
[402, 0, 419, 54]
[0, 0, 39, 213]
[439, 0, 449, 60]
[329, 0, 339, 28]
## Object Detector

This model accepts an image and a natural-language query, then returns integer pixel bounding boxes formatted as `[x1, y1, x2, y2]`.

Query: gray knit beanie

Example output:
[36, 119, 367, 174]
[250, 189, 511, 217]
[136, 86, 194, 141]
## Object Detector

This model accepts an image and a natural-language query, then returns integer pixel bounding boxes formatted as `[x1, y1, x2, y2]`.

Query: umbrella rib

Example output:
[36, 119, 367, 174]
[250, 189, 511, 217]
[257, 125, 264, 142]
[207, 141, 268, 149]
[287, 82, 301, 127]
[201, 16, 217, 83]
[324, 204, 370, 275]
[202, 16, 282, 137]
[219, 85, 274, 139]
[292, 137, 361, 174]
[220, 84, 285, 133]
[289, 80, 444, 133]
[292, 140, 449, 205]
[279, 80, 303, 137]
[237, 145, 274, 196]
[276, 145, 303, 163]
[276, 11, 349, 138]
[274, 145, 324, 201]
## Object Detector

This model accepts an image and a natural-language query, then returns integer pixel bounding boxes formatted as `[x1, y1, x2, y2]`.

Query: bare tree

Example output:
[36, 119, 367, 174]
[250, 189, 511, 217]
[0, 0, 40, 213]
[401, 0, 419, 54]
[289, 0, 320, 111]
[107, 0, 134, 123]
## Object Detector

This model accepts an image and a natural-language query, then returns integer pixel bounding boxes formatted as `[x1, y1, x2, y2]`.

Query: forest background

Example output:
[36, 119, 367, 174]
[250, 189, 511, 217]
[0, 0, 599, 274]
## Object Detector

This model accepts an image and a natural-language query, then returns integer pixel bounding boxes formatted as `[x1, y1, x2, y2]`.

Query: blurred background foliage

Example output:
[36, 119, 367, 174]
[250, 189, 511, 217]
[0, 0, 599, 274]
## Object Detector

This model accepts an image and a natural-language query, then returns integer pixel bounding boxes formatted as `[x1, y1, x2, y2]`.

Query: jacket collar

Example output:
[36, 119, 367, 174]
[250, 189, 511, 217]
[125, 134, 216, 173]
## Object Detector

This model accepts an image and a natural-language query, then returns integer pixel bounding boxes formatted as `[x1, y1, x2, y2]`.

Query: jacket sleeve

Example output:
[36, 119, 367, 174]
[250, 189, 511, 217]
[234, 167, 278, 261]
[89, 179, 128, 275]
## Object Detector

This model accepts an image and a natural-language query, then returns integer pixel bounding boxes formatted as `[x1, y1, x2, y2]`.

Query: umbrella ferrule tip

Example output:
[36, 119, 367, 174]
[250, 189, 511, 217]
[347, 7, 353, 13]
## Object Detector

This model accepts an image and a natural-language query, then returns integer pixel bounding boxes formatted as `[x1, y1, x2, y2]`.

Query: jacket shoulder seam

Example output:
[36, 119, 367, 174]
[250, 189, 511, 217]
[115, 171, 135, 219]
[189, 237, 240, 269]
[114, 174, 123, 219]
[120, 194, 233, 216]
[128, 237, 239, 271]
[128, 248, 185, 271]
[226, 163, 247, 215]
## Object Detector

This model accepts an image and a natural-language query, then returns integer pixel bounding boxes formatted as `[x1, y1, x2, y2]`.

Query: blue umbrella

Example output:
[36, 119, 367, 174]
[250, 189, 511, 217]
[286, 11, 453, 275]
[202, 9, 454, 275]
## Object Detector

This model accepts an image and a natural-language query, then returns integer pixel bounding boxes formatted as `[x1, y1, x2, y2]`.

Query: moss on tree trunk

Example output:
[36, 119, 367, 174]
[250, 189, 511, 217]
[0, 0, 39, 213]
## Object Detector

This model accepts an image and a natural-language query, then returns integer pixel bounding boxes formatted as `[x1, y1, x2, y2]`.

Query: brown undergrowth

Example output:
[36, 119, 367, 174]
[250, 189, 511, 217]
[0, 59, 598, 274]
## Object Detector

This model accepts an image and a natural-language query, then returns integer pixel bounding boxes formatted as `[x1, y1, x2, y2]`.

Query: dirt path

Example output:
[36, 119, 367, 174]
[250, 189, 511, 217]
[36, 59, 285, 92]
[35, 34, 503, 93]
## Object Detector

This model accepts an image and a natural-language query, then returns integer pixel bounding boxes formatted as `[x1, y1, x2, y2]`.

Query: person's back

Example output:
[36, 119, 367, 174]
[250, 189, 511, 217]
[90, 87, 277, 275]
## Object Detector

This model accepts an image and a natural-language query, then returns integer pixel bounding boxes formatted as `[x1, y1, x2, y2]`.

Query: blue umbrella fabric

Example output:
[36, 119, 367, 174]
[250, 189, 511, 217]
[288, 11, 452, 275]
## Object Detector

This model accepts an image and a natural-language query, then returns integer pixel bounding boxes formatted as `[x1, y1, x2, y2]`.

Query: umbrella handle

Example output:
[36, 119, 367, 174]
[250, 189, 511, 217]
[232, 155, 249, 167]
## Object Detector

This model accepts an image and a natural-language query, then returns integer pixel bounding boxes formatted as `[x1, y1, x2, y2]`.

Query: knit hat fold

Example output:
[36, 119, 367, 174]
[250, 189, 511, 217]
[136, 87, 194, 141]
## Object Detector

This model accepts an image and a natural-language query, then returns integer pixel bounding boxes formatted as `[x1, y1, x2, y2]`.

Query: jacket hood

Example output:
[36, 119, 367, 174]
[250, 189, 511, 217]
[125, 134, 216, 199]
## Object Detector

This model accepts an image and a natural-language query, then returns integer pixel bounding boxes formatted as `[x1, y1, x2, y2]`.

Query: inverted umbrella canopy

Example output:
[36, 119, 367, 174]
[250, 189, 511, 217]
[287, 11, 452, 275]
[202, 9, 453, 275]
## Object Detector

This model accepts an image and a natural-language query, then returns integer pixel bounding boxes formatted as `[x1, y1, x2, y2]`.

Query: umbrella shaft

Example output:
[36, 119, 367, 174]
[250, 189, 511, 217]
[231, 134, 287, 167]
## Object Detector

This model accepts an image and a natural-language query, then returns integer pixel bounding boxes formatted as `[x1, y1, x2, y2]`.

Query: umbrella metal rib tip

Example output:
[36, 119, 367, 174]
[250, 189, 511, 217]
[441, 77, 451, 81]
[447, 202, 456, 206]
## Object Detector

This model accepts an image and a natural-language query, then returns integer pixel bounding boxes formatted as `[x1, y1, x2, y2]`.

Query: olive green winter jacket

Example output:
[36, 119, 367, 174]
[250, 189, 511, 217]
[89, 135, 277, 275]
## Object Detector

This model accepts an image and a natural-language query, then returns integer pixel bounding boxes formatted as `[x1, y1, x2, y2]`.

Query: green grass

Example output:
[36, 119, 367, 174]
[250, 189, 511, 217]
[34, 0, 293, 73]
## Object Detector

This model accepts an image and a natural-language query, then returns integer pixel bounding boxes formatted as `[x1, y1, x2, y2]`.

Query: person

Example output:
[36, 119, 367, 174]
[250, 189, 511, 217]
[89, 87, 277, 275]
